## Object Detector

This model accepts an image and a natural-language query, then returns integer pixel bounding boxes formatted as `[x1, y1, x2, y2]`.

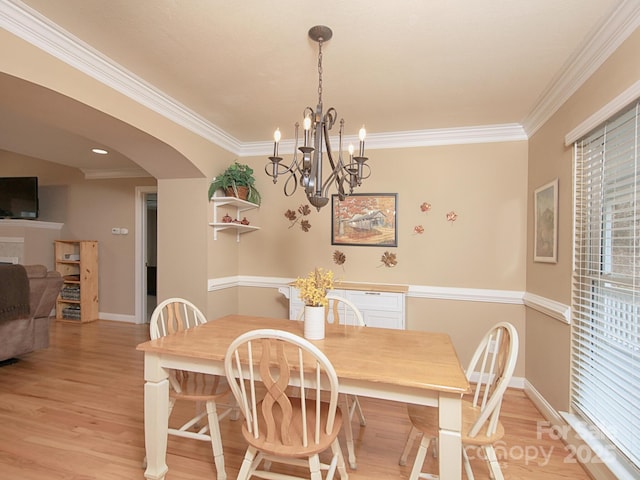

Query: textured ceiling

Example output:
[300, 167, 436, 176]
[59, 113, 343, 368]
[0, 0, 630, 174]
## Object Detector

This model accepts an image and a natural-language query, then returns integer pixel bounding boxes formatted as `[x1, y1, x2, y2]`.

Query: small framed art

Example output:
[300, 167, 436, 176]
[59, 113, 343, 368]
[331, 193, 397, 247]
[534, 178, 558, 263]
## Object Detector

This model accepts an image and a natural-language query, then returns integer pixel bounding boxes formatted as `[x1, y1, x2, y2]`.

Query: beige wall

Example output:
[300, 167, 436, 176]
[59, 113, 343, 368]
[526, 29, 640, 411]
[157, 178, 209, 308]
[237, 141, 528, 288]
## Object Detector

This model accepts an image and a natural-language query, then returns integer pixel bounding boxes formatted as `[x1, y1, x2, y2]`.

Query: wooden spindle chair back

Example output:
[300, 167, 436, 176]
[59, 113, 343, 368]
[224, 328, 347, 480]
[466, 322, 518, 439]
[147, 297, 232, 480]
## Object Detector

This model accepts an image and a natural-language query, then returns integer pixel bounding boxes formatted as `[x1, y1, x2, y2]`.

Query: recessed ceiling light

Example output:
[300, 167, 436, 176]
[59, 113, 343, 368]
[92, 148, 108, 155]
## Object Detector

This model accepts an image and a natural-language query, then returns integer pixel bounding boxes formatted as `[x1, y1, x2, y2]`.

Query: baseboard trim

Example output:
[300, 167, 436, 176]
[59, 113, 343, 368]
[99, 312, 140, 324]
[523, 379, 564, 425]
[524, 380, 626, 480]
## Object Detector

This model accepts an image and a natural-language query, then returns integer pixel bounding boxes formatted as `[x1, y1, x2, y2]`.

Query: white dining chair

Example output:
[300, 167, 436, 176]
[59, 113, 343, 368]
[148, 297, 234, 480]
[299, 293, 367, 469]
[224, 328, 348, 480]
[399, 321, 519, 480]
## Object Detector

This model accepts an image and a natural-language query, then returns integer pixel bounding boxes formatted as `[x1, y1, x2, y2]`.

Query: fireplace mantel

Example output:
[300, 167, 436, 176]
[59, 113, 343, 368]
[0, 220, 64, 267]
[0, 219, 63, 230]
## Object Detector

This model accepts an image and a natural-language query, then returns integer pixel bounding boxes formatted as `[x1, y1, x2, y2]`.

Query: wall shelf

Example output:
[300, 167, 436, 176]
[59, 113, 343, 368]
[209, 196, 260, 242]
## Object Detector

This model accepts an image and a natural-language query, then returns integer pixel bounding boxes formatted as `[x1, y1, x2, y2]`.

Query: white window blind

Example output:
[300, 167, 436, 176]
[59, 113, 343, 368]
[572, 99, 640, 472]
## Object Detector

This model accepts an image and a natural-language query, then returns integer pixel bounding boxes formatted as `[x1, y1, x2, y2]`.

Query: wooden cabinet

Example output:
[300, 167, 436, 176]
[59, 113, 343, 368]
[280, 282, 408, 330]
[54, 240, 99, 323]
[209, 196, 260, 242]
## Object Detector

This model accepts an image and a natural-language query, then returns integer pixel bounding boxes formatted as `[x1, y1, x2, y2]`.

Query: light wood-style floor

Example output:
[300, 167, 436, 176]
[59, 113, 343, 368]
[0, 320, 591, 479]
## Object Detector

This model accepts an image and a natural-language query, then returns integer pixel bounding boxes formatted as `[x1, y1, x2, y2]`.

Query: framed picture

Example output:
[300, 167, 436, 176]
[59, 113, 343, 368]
[331, 193, 397, 247]
[534, 178, 558, 263]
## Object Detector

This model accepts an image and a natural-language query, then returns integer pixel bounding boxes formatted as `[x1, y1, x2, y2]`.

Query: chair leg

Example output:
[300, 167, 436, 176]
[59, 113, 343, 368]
[167, 397, 177, 416]
[331, 438, 349, 480]
[230, 397, 241, 421]
[194, 400, 204, 428]
[484, 445, 504, 480]
[399, 425, 422, 466]
[236, 447, 257, 480]
[408, 435, 431, 480]
[341, 395, 357, 469]
[309, 453, 323, 480]
[205, 400, 227, 480]
[351, 395, 366, 426]
[463, 445, 474, 480]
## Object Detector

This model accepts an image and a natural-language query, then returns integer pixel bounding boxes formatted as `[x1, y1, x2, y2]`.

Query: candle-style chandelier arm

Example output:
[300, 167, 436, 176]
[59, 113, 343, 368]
[266, 121, 305, 196]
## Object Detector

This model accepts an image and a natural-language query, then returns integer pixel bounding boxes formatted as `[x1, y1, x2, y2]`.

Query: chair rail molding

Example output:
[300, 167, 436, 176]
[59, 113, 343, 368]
[209, 276, 572, 326]
[409, 285, 524, 304]
[209, 276, 525, 305]
[523, 292, 571, 324]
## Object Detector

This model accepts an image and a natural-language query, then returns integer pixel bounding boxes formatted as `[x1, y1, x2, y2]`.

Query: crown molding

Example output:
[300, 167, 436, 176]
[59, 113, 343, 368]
[0, 0, 243, 155]
[4, 0, 635, 154]
[1, 0, 528, 159]
[365, 124, 528, 149]
[239, 124, 527, 157]
[522, 0, 640, 137]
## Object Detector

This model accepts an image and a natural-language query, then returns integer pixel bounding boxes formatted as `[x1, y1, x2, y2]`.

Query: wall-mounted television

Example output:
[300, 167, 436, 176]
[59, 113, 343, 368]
[0, 176, 39, 219]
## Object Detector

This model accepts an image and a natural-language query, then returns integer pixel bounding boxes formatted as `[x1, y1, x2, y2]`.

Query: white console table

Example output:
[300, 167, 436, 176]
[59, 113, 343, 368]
[279, 282, 408, 330]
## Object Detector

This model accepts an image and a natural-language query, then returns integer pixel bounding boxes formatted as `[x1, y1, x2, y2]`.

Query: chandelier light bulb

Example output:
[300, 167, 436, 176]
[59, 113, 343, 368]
[273, 128, 281, 156]
[303, 115, 312, 147]
[348, 143, 355, 158]
[358, 126, 367, 157]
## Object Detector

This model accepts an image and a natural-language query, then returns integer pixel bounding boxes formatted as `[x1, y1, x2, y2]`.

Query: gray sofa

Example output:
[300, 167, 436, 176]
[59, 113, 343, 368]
[0, 264, 63, 362]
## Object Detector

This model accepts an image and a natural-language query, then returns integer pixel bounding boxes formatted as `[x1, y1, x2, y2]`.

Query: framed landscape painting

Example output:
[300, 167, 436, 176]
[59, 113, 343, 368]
[534, 178, 558, 263]
[331, 193, 397, 247]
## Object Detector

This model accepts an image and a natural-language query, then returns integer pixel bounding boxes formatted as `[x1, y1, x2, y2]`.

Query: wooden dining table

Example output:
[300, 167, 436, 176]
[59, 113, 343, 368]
[137, 314, 470, 480]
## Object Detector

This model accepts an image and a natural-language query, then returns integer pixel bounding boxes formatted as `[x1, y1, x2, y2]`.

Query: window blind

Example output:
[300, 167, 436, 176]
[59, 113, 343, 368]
[572, 100, 640, 471]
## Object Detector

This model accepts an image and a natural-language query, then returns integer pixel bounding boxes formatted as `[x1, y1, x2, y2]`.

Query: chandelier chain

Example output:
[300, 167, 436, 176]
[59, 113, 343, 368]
[317, 40, 323, 104]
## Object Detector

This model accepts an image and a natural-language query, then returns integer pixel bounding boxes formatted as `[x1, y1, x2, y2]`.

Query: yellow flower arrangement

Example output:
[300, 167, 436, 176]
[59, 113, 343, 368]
[294, 267, 334, 307]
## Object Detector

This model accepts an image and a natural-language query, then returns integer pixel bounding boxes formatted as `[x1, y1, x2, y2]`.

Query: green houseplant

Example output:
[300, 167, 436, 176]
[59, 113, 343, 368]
[208, 161, 261, 205]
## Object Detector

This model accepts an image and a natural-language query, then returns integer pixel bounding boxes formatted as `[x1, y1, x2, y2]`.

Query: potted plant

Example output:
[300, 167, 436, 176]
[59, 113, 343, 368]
[208, 161, 261, 205]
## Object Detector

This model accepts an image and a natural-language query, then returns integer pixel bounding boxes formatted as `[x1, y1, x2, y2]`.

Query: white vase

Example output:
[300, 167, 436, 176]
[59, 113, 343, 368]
[303, 305, 325, 340]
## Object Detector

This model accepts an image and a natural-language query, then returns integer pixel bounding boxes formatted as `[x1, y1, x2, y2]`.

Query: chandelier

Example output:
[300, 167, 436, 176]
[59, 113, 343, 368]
[265, 25, 370, 211]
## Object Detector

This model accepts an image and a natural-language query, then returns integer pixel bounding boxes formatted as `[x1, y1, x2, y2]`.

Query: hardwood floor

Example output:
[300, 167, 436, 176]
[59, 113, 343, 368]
[0, 320, 592, 479]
